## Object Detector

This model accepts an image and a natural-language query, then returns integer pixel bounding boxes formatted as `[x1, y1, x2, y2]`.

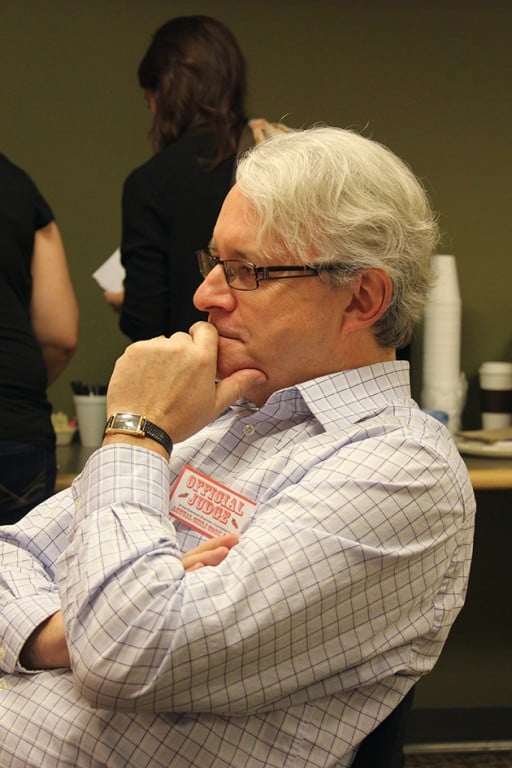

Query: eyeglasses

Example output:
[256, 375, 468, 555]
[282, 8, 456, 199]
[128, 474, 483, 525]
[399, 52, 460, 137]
[197, 248, 323, 291]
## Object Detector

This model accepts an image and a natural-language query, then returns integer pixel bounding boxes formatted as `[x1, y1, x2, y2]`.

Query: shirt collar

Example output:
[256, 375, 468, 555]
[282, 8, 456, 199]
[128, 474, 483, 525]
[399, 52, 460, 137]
[297, 361, 412, 429]
[230, 361, 412, 430]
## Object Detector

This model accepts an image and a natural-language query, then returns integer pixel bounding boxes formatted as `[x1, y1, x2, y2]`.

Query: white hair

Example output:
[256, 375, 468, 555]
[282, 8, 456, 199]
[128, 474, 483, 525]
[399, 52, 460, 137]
[235, 126, 439, 349]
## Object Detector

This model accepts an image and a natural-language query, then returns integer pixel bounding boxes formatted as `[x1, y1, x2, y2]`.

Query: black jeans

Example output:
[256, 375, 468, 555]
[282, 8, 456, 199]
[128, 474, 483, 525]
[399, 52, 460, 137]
[0, 441, 57, 525]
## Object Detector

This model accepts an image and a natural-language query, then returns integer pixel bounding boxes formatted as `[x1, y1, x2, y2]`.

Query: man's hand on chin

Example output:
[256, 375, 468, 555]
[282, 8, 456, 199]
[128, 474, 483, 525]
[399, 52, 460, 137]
[106, 322, 266, 445]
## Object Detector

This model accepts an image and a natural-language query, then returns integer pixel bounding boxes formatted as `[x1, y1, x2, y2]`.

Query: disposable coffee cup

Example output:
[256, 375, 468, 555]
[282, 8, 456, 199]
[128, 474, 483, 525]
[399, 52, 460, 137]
[479, 361, 512, 429]
[73, 395, 107, 447]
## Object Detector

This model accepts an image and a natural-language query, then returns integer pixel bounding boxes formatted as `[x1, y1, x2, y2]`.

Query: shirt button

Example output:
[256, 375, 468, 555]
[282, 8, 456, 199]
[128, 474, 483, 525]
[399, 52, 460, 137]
[243, 424, 256, 436]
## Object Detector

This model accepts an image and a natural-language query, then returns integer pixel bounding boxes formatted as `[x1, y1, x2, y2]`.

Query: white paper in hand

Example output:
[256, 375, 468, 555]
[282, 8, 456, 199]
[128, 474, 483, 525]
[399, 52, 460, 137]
[92, 248, 125, 292]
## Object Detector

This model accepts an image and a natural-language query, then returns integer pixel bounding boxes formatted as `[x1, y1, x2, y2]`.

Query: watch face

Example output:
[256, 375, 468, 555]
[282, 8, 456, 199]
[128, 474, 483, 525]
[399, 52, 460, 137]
[112, 413, 143, 431]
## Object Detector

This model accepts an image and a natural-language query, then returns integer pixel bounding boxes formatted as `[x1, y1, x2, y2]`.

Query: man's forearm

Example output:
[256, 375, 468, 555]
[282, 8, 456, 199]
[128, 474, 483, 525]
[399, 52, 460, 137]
[19, 536, 238, 671]
[19, 611, 71, 670]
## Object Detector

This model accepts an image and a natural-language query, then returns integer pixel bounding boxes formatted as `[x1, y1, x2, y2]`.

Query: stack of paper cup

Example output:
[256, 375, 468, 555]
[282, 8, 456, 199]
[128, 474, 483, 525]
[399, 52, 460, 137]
[421, 254, 467, 432]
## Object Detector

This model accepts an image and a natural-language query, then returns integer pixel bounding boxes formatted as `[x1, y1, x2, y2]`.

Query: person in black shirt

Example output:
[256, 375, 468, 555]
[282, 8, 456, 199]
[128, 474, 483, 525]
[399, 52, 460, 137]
[0, 155, 78, 524]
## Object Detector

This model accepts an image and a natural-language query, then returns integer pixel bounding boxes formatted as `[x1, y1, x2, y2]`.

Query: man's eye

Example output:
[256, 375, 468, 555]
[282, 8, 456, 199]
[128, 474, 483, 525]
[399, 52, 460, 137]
[236, 264, 255, 285]
[237, 264, 253, 277]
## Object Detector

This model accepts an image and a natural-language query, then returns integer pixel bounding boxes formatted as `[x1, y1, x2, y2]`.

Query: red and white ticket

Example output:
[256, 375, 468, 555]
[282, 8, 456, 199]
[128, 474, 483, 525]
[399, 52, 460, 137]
[169, 465, 256, 538]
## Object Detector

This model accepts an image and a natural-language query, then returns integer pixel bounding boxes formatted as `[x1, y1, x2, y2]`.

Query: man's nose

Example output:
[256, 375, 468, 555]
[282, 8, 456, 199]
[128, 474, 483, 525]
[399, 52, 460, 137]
[193, 264, 236, 312]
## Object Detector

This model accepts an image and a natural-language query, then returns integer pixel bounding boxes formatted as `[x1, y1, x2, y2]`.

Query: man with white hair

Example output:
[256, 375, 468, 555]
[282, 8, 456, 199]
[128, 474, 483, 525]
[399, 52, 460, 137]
[0, 127, 475, 767]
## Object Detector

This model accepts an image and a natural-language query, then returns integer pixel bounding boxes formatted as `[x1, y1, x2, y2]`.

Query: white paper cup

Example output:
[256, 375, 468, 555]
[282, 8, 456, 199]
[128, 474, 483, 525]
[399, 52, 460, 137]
[73, 395, 107, 447]
[479, 361, 512, 429]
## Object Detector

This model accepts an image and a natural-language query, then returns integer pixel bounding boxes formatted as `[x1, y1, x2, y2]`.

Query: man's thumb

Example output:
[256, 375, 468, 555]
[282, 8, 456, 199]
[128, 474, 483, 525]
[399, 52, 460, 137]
[215, 368, 267, 411]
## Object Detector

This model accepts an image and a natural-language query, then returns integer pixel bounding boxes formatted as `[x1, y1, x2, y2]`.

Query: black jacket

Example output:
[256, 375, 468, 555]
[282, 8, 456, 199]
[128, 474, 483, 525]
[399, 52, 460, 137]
[120, 131, 235, 341]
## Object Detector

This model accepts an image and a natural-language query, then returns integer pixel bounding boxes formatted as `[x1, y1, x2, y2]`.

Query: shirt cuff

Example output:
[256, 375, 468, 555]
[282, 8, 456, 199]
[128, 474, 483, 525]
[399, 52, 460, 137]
[71, 444, 171, 523]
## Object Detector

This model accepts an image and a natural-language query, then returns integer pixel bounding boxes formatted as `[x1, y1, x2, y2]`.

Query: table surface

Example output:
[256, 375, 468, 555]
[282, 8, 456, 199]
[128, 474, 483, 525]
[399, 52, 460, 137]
[56, 444, 512, 493]
[459, 455, 512, 490]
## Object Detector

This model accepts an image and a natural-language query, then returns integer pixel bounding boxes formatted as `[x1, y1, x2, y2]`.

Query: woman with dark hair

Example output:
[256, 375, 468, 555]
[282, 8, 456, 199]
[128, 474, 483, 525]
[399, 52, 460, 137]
[105, 15, 248, 341]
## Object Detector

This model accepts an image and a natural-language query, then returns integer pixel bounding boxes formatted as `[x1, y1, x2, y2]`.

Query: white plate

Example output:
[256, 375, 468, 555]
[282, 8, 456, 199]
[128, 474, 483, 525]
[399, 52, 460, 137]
[456, 438, 512, 458]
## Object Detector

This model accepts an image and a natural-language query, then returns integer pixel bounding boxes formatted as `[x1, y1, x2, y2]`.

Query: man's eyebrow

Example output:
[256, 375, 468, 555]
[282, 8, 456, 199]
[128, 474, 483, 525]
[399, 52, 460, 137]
[209, 240, 256, 262]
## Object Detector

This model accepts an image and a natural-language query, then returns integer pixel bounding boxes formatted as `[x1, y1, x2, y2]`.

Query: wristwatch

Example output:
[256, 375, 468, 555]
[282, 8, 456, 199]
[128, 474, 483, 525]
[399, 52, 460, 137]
[104, 412, 173, 455]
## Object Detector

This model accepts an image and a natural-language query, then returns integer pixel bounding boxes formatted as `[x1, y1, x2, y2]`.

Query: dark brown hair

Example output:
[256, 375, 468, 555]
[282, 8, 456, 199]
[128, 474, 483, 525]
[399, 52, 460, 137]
[138, 15, 248, 166]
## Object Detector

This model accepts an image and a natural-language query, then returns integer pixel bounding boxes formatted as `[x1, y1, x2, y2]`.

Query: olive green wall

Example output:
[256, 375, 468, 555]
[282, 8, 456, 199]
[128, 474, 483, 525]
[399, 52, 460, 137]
[2, 0, 510, 424]
[0, 0, 512, 427]
[1, 0, 511, 712]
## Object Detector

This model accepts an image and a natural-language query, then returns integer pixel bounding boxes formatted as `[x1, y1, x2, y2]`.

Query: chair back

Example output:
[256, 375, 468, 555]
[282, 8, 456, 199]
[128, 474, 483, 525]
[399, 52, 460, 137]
[350, 686, 415, 768]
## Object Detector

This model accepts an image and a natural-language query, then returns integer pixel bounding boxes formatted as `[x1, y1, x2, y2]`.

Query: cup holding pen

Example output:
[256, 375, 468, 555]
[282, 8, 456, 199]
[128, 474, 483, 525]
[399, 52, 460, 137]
[71, 384, 107, 447]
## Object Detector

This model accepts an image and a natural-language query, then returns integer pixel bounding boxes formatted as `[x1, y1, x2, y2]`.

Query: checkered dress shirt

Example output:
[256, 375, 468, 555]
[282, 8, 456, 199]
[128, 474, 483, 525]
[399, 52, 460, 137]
[0, 362, 475, 767]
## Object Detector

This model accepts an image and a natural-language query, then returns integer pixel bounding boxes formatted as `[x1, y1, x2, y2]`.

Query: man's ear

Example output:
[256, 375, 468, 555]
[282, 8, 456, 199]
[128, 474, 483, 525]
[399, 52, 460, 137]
[341, 269, 393, 336]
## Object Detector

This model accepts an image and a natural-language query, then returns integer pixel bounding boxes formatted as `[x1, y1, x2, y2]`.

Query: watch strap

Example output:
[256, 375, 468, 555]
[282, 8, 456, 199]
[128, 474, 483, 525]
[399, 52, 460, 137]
[140, 418, 173, 455]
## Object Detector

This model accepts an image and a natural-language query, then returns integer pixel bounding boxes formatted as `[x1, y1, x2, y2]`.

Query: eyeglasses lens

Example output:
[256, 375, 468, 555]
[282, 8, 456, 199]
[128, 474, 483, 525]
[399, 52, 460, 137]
[197, 250, 258, 290]
[226, 262, 257, 290]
